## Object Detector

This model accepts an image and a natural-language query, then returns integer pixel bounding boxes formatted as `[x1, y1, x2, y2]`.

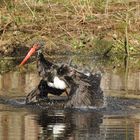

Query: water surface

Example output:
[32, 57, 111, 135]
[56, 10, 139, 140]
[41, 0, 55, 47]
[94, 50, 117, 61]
[0, 55, 140, 140]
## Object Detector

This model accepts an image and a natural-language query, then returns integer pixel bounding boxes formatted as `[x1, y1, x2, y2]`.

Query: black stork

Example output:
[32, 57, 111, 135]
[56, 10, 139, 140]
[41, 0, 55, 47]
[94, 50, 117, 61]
[19, 43, 103, 108]
[19, 43, 69, 103]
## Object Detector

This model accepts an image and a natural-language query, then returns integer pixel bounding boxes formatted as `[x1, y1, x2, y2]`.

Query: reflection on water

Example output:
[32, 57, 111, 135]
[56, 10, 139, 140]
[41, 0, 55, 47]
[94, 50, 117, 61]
[0, 55, 140, 139]
[1, 68, 140, 98]
[0, 108, 139, 140]
[0, 71, 40, 96]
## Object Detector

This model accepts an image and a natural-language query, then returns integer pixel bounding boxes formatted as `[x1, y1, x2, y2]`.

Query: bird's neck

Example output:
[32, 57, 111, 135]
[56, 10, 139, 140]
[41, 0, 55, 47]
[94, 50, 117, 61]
[37, 52, 53, 67]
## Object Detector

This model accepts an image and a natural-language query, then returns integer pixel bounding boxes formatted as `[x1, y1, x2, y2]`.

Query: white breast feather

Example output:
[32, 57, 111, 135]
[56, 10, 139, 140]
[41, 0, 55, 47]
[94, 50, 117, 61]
[48, 76, 67, 90]
[54, 77, 67, 89]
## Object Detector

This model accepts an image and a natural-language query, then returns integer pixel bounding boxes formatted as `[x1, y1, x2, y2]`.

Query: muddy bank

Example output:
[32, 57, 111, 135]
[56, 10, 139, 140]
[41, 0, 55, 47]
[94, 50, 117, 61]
[1, 0, 140, 57]
[0, 42, 30, 57]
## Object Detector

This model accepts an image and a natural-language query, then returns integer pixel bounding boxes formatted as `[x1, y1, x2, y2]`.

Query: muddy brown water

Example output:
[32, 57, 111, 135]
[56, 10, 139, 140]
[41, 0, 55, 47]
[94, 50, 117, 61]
[0, 55, 140, 140]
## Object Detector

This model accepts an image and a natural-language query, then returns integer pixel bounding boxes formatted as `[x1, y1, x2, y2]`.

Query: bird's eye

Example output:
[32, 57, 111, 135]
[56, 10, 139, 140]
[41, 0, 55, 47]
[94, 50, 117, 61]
[37, 50, 42, 54]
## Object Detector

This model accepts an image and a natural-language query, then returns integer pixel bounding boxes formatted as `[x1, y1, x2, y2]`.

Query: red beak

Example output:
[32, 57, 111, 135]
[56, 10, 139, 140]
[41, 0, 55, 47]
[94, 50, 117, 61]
[19, 44, 40, 67]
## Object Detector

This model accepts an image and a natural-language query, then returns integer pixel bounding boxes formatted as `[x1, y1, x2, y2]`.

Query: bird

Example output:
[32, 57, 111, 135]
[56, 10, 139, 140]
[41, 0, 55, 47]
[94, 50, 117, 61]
[19, 43, 103, 107]
[19, 43, 69, 103]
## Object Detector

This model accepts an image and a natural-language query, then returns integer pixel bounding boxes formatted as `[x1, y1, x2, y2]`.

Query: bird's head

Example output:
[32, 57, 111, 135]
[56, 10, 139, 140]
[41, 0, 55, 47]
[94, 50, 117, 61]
[19, 42, 45, 66]
[57, 64, 75, 77]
